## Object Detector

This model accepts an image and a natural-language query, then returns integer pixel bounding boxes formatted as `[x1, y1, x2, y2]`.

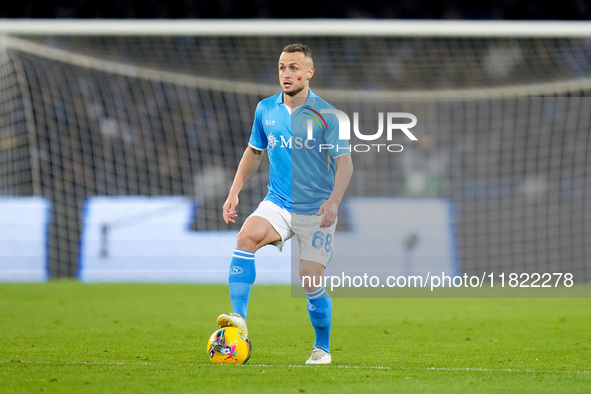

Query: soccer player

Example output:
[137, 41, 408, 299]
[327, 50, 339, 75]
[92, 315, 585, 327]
[217, 43, 353, 365]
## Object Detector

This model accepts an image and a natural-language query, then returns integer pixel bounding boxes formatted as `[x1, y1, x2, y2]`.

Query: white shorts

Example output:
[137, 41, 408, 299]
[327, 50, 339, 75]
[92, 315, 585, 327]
[249, 200, 337, 267]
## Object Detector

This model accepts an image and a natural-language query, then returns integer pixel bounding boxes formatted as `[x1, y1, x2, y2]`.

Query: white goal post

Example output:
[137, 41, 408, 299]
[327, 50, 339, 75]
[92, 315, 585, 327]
[0, 19, 589, 283]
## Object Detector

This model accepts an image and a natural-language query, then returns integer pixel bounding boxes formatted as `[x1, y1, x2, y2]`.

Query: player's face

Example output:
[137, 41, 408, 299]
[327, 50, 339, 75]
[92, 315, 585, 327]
[278, 51, 314, 97]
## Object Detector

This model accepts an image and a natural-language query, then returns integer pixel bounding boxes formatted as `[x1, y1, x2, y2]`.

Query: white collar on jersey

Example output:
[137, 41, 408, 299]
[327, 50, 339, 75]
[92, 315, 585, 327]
[277, 88, 318, 114]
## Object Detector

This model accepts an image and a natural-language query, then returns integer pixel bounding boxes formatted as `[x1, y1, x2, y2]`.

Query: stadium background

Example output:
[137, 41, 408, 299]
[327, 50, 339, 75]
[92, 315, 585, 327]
[0, 3, 590, 285]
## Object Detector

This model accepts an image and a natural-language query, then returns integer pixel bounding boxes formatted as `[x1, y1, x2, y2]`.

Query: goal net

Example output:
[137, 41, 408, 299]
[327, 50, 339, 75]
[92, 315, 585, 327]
[0, 20, 589, 282]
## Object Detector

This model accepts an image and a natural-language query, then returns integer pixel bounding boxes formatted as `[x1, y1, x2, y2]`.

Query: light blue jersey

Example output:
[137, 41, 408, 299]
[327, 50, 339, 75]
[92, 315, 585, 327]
[249, 89, 350, 214]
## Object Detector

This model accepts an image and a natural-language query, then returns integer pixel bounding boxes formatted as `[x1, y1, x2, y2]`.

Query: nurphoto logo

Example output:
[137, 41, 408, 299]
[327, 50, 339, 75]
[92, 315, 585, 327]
[307, 110, 418, 153]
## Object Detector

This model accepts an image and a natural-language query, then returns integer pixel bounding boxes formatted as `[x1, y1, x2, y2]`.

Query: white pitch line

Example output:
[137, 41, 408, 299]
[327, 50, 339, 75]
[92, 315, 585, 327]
[250, 364, 591, 374]
[248, 363, 392, 370]
[416, 366, 591, 374]
[1, 360, 589, 374]
[0, 360, 161, 366]
[0, 360, 388, 370]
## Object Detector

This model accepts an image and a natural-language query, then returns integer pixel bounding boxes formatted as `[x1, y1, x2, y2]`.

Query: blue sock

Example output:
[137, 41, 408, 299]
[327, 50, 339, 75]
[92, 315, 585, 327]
[305, 287, 332, 353]
[228, 249, 256, 320]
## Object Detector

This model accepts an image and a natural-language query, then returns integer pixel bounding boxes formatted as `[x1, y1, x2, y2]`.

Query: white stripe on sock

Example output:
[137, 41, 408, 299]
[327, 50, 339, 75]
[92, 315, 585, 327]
[232, 254, 255, 260]
[234, 249, 255, 257]
[305, 287, 326, 299]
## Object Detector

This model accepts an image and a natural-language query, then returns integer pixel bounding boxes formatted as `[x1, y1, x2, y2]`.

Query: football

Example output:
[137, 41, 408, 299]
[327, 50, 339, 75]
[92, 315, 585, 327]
[206, 327, 252, 364]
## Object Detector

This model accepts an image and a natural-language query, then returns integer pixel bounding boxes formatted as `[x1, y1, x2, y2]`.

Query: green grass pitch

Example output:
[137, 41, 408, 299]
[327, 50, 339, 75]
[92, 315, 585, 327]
[1, 282, 589, 393]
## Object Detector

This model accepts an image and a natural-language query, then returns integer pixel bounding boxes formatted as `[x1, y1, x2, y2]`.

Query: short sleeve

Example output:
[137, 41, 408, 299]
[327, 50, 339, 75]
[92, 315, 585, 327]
[248, 102, 268, 150]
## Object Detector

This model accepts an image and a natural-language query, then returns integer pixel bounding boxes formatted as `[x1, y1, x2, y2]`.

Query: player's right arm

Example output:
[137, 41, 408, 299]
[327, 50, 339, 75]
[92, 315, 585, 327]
[222, 146, 264, 224]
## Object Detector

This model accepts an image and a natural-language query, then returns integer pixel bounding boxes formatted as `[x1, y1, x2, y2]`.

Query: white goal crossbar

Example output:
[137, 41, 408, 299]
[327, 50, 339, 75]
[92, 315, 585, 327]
[1, 19, 591, 37]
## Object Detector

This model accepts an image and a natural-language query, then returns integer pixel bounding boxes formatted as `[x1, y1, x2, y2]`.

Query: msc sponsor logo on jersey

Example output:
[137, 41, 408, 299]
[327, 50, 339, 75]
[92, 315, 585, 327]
[268, 132, 317, 150]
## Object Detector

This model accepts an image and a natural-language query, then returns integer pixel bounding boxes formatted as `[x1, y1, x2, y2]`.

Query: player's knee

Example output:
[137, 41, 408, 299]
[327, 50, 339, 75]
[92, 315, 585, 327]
[300, 261, 324, 278]
[236, 229, 263, 251]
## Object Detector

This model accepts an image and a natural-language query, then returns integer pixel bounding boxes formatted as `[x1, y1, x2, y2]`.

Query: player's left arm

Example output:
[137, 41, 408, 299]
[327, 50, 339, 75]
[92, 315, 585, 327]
[316, 154, 354, 228]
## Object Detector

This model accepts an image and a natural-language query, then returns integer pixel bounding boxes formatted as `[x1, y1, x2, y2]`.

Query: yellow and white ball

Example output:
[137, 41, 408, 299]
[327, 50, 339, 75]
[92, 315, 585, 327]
[206, 327, 251, 364]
